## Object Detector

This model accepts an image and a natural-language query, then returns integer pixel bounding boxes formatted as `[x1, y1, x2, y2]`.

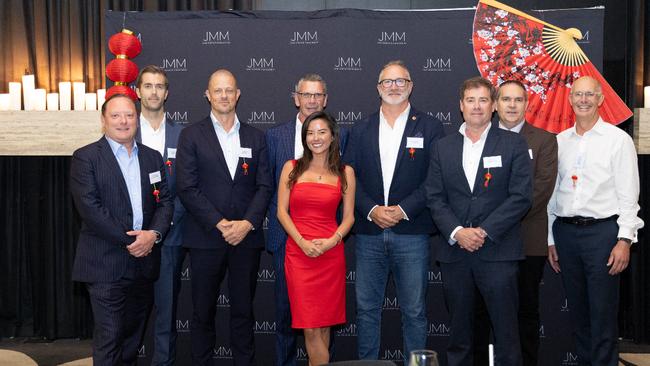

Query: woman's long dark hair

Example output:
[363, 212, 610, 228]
[287, 111, 347, 192]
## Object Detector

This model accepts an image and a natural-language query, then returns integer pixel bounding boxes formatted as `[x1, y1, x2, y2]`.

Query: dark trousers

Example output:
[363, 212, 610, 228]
[152, 245, 186, 366]
[473, 256, 546, 366]
[440, 255, 521, 366]
[554, 219, 620, 366]
[189, 246, 262, 366]
[272, 243, 298, 366]
[86, 276, 154, 366]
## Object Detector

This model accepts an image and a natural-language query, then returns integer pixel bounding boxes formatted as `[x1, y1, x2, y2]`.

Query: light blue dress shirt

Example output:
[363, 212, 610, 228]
[106, 136, 143, 231]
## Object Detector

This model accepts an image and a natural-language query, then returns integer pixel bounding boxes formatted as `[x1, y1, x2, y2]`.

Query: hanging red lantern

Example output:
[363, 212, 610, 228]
[106, 85, 138, 101]
[106, 58, 139, 83]
[108, 29, 142, 59]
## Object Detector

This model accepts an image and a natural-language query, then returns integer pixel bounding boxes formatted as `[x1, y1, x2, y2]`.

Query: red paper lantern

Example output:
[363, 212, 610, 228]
[106, 58, 139, 83]
[106, 85, 138, 102]
[108, 29, 142, 59]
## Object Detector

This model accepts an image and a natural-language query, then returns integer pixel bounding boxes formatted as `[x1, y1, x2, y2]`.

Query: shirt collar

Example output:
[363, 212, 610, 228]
[210, 112, 241, 134]
[105, 135, 138, 156]
[139, 113, 166, 133]
[379, 103, 411, 125]
[295, 113, 303, 128]
[569, 116, 606, 138]
[498, 120, 525, 133]
[459, 122, 491, 141]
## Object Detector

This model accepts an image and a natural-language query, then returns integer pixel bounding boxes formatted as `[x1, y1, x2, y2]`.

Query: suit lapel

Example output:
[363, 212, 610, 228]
[392, 110, 419, 176]
[99, 137, 132, 209]
[451, 133, 472, 194]
[234, 125, 249, 182]
[369, 115, 383, 183]
[201, 118, 232, 181]
[138, 148, 153, 215]
[473, 126, 500, 194]
[282, 121, 296, 162]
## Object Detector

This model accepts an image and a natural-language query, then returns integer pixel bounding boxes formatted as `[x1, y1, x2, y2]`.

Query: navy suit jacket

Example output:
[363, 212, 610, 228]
[343, 107, 445, 235]
[70, 137, 173, 282]
[136, 119, 186, 247]
[176, 116, 272, 249]
[265, 119, 349, 253]
[426, 124, 532, 263]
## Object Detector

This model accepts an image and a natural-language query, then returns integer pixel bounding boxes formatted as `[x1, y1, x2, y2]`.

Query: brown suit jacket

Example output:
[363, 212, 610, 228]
[520, 122, 558, 256]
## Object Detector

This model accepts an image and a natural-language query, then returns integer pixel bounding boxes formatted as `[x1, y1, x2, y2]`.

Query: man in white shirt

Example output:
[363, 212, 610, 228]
[343, 61, 445, 362]
[134, 65, 186, 366]
[547, 76, 644, 366]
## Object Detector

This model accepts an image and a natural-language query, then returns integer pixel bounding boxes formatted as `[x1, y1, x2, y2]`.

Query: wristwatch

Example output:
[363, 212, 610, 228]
[153, 230, 163, 244]
[617, 237, 632, 245]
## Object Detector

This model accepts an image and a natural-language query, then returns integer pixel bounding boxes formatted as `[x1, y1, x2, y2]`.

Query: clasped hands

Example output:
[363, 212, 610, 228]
[126, 230, 157, 257]
[370, 205, 405, 229]
[454, 227, 488, 252]
[217, 219, 253, 246]
[298, 236, 339, 258]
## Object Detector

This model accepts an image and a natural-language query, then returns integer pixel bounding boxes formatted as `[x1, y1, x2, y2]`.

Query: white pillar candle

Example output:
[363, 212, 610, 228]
[73, 82, 85, 111]
[59, 82, 71, 110]
[9, 82, 22, 110]
[22, 74, 35, 111]
[85, 93, 97, 111]
[97, 89, 106, 109]
[644, 86, 650, 108]
[0, 94, 10, 111]
[47, 93, 59, 111]
[32, 89, 46, 111]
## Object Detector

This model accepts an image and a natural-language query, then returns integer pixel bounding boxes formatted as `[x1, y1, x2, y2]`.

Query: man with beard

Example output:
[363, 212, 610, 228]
[135, 65, 186, 366]
[343, 60, 444, 362]
[547, 76, 643, 366]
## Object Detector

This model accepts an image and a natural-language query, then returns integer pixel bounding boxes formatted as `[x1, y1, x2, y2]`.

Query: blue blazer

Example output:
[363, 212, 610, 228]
[136, 119, 186, 247]
[426, 124, 532, 263]
[265, 119, 349, 253]
[343, 108, 445, 235]
[70, 137, 173, 282]
[176, 117, 272, 250]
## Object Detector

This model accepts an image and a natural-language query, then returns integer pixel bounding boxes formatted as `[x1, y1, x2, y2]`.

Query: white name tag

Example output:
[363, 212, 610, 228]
[483, 155, 502, 168]
[240, 147, 252, 158]
[167, 148, 176, 159]
[528, 149, 533, 160]
[406, 137, 424, 149]
[149, 171, 162, 184]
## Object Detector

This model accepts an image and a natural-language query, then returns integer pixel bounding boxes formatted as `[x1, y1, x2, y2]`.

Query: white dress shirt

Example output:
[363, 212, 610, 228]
[294, 114, 304, 159]
[378, 104, 410, 205]
[449, 122, 492, 244]
[210, 112, 241, 179]
[547, 117, 644, 244]
[140, 114, 166, 158]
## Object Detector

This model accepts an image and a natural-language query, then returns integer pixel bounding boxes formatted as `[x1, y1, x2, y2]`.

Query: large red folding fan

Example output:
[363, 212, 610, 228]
[473, 0, 632, 133]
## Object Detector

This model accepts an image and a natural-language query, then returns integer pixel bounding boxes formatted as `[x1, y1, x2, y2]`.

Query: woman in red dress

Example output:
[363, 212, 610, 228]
[277, 111, 355, 365]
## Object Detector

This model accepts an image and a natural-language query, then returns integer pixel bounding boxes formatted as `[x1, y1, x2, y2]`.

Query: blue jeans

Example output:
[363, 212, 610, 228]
[355, 230, 430, 363]
[152, 245, 186, 366]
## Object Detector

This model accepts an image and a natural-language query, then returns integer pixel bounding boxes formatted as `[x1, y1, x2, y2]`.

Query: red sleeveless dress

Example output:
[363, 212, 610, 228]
[285, 171, 346, 328]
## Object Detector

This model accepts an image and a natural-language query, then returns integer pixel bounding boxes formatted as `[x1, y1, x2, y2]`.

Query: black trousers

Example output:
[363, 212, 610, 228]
[473, 256, 546, 366]
[189, 246, 262, 366]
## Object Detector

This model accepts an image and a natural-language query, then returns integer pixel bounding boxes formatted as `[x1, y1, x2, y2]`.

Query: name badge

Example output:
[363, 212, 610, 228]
[483, 155, 502, 168]
[149, 171, 162, 184]
[240, 147, 252, 159]
[406, 137, 424, 149]
[167, 148, 177, 159]
[528, 149, 533, 160]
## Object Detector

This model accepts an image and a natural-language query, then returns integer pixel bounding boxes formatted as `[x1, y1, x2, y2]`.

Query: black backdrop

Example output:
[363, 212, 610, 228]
[102, 8, 607, 365]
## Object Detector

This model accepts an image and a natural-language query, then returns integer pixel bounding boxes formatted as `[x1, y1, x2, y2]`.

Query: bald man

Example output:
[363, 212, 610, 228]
[547, 76, 644, 365]
[176, 69, 272, 366]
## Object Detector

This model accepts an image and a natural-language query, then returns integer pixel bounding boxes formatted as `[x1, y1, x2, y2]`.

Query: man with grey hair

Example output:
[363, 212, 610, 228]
[548, 76, 643, 365]
[344, 60, 444, 362]
[265, 73, 347, 366]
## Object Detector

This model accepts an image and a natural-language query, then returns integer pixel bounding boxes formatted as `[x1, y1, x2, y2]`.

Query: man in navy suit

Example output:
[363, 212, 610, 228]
[343, 60, 444, 361]
[70, 94, 173, 366]
[265, 73, 331, 366]
[176, 69, 272, 366]
[425, 77, 531, 366]
[135, 65, 186, 366]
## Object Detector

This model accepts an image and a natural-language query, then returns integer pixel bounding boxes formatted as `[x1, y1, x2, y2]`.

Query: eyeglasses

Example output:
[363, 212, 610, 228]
[378, 78, 411, 88]
[296, 92, 326, 100]
[570, 91, 601, 99]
